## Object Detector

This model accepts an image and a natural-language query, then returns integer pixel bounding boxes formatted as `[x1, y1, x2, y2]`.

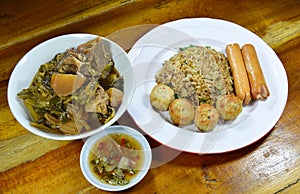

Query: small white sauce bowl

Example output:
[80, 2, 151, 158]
[80, 125, 152, 191]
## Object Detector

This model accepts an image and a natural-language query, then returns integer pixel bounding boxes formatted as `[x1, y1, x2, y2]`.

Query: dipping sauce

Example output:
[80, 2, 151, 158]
[88, 133, 144, 186]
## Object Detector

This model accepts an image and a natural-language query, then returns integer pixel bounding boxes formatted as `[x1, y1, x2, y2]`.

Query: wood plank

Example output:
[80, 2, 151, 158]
[1, 0, 300, 193]
[0, 133, 71, 172]
[0, 0, 141, 50]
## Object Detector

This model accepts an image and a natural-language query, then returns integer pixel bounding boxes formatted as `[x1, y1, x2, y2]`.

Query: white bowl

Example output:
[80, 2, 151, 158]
[80, 125, 152, 191]
[7, 34, 135, 140]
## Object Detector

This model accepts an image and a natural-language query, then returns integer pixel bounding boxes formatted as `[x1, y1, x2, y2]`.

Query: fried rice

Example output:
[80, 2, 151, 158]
[155, 45, 234, 106]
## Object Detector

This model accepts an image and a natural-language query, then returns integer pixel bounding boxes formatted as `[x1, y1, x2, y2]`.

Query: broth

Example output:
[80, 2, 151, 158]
[88, 133, 144, 185]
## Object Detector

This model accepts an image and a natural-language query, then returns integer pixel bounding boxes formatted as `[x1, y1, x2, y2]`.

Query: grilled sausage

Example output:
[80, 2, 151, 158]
[226, 43, 251, 105]
[241, 44, 270, 99]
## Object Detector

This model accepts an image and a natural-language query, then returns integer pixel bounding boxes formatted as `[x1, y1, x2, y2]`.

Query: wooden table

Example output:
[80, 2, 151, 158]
[1, 0, 300, 193]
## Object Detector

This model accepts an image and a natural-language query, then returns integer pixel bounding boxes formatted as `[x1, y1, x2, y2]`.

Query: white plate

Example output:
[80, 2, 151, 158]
[127, 18, 288, 154]
[80, 125, 152, 191]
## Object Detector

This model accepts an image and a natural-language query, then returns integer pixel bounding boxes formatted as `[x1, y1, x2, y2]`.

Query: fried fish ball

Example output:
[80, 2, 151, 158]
[194, 104, 219, 131]
[216, 94, 242, 120]
[169, 98, 195, 126]
[150, 84, 175, 111]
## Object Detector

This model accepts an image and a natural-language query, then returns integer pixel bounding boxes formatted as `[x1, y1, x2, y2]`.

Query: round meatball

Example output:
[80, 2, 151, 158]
[216, 94, 242, 120]
[150, 84, 175, 111]
[194, 104, 219, 131]
[169, 98, 195, 126]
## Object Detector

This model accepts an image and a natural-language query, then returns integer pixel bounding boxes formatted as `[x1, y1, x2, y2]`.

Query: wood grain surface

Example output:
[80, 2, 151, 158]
[1, 0, 300, 193]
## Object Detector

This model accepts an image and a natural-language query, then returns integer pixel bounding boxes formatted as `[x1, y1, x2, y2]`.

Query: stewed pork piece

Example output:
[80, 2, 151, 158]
[78, 37, 114, 79]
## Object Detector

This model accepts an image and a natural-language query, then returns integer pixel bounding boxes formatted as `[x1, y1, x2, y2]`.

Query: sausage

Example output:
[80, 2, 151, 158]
[241, 44, 270, 99]
[226, 43, 251, 105]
